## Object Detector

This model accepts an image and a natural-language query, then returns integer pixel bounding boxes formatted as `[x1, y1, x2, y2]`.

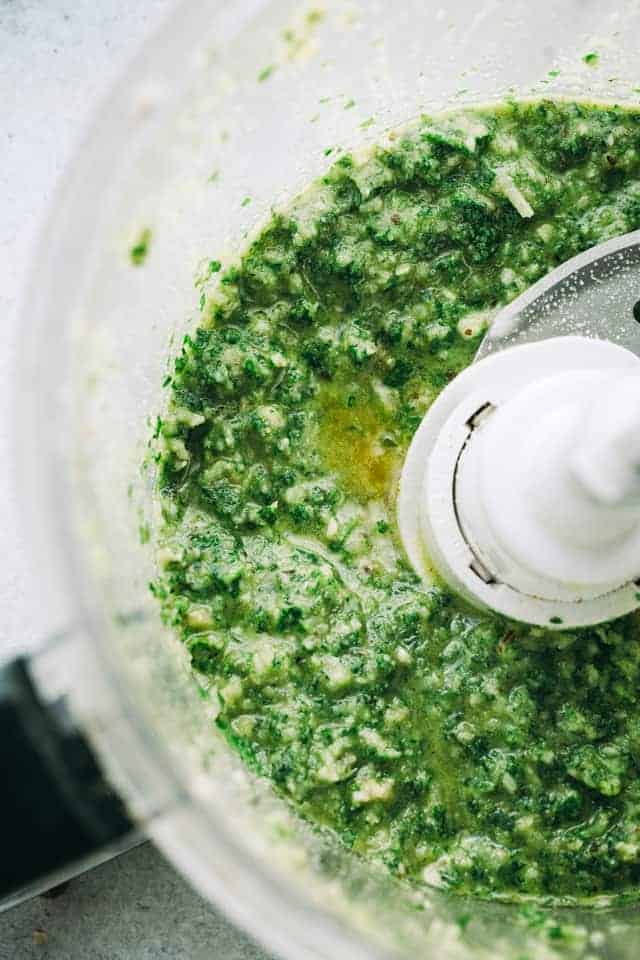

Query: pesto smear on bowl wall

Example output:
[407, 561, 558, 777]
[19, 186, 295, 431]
[151, 100, 640, 904]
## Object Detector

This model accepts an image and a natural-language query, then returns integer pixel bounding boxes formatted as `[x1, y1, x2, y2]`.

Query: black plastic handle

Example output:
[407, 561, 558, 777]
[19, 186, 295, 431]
[0, 657, 134, 898]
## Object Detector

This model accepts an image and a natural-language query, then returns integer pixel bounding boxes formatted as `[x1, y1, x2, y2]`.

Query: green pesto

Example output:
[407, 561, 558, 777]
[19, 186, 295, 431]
[151, 100, 640, 904]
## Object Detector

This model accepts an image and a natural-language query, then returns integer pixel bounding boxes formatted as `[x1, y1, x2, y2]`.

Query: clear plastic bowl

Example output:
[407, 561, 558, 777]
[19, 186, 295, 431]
[17, 1, 640, 957]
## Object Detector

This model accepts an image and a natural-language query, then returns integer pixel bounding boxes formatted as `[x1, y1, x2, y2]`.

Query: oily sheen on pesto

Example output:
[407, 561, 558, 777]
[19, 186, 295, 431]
[151, 100, 640, 903]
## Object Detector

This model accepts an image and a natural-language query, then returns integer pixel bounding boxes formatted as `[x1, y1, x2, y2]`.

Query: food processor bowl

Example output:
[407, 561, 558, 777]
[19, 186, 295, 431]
[14, 1, 640, 957]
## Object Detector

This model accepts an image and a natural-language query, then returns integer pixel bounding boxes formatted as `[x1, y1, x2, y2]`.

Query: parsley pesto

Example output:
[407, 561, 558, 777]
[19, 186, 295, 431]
[151, 100, 640, 904]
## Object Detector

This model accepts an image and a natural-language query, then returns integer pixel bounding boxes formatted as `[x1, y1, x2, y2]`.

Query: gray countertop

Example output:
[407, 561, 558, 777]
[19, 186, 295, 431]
[1, 2, 272, 957]
[0, 844, 267, 960]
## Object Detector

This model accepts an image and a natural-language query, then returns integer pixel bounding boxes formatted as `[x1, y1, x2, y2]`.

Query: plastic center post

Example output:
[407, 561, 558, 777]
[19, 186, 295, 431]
[398, 335, 640, 628]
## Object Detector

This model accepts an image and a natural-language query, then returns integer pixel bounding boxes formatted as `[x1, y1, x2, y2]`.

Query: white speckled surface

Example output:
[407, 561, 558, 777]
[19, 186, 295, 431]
[1, 2, 272, 956]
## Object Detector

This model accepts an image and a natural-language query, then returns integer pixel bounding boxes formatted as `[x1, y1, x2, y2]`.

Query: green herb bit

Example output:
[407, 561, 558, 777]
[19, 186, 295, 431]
[258, 64, 277, 83]
[129, 228, 152, 266]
